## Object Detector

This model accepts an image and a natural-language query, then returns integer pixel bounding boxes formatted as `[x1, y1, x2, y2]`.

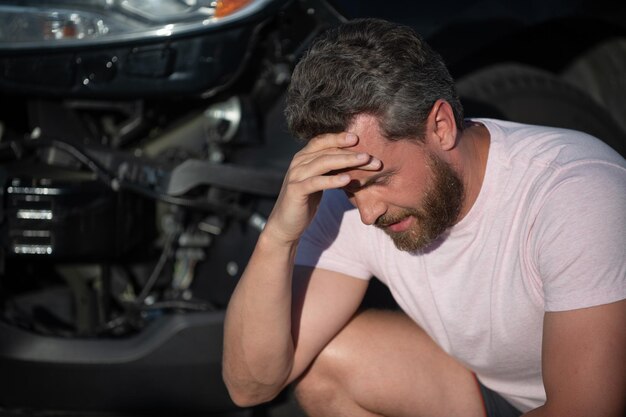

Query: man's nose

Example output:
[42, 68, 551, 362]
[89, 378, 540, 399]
[353, 191, 386, 226]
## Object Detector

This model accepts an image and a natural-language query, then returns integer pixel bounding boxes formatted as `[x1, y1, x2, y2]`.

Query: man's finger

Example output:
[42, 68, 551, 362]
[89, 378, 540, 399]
[292, 152, 381, 181]
[297, 172, 352, 194]
[305, 132, 359, 153]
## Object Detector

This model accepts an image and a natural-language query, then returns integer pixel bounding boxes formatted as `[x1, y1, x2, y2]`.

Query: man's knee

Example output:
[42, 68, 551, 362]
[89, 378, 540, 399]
[294, 363, 336, 412]
[294, 309, 403, 408]
[294, 311, 390, 416]
[294, 330, 348, 409]
[295, 343, 358, 417]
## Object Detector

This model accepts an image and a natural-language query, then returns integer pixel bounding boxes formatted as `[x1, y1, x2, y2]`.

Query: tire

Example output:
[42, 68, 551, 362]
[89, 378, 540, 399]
[456, 63, 626, 156]
[561, 38, 626, 136]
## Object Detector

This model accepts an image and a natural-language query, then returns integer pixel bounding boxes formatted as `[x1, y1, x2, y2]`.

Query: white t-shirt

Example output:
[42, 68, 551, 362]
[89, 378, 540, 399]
[295, 119, 626, 412]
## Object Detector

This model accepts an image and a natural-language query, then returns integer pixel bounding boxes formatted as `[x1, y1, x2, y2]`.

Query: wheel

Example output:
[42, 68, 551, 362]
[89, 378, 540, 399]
[456, 63, 626, 156]
[561, 38, 626, 136]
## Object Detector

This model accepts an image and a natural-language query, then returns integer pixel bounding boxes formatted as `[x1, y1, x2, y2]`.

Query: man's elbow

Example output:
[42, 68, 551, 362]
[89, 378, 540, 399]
[225, 383, 272, 408]
[222, 369, 283, 408]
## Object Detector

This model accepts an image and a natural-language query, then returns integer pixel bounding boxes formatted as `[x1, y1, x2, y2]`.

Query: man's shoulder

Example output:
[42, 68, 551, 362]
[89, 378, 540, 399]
[479, 118, 625, 170]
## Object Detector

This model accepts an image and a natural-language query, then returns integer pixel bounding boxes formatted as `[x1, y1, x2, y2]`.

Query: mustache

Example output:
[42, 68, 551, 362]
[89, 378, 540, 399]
[375, 210, 421, 229]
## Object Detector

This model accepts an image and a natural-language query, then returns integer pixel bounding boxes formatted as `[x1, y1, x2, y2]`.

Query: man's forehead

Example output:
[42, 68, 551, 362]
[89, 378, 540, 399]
[346, 114, 389, 155]
[347, 114, 383, 139]
[347, 114, 422, 160]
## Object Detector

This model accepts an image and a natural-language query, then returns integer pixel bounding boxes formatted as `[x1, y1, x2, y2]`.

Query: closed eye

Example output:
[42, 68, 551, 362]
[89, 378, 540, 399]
[372, 175, 391, 186]
[364, 171, 394, 188]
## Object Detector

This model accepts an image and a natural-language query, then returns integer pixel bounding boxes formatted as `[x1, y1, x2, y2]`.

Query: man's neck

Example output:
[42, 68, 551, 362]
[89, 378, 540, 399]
[456, 121, 491, 221]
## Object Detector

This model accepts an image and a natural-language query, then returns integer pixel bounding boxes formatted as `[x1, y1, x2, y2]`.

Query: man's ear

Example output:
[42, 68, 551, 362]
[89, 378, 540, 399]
[426, 99, 458, 151]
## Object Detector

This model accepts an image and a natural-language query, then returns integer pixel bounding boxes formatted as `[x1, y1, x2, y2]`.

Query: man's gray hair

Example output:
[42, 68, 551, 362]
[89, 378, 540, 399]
[285, 18, 464, 142]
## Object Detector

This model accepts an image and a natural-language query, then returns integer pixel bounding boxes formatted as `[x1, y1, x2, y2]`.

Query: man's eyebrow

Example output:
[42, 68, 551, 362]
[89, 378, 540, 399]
[346, 169, 396, 191]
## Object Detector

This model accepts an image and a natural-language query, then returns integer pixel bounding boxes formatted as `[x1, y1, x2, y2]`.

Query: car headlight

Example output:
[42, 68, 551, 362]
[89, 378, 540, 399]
[0, 0, 274, 48]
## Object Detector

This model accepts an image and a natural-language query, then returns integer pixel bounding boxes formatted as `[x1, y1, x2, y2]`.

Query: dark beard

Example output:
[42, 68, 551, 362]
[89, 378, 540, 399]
[375, 152, 464, 252]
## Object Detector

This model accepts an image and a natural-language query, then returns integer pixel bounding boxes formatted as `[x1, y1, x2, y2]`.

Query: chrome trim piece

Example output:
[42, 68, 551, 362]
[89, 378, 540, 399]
[7, 186, 63, 195]
[13, 245, 53, 255]
[16, 210, 53, 220]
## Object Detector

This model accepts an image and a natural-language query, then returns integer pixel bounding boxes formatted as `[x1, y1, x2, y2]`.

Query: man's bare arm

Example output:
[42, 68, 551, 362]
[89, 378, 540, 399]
[222, 132, 379, 406]
[523, 299, 626, 417]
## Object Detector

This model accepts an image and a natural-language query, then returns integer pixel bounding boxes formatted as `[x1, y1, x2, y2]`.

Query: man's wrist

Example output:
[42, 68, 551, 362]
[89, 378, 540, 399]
[257, 227, 300, 253]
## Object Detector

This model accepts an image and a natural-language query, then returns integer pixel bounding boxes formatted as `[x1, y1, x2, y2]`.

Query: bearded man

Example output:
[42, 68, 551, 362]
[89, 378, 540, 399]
[223, 18, 626, 417]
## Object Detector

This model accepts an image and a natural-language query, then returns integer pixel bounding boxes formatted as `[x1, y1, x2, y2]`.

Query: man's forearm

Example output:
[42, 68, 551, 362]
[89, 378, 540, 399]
[222, 130, 378, 406]
[222, 231, 298, 407]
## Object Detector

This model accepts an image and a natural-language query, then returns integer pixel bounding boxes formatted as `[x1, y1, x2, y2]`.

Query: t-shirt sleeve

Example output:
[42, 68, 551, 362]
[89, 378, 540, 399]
[295, 189, 373, 280]
[532, 161, 626, 311]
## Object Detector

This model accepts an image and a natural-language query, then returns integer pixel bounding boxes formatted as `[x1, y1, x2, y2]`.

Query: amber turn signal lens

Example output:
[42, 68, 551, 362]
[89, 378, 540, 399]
[214, 0, 252, 18]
